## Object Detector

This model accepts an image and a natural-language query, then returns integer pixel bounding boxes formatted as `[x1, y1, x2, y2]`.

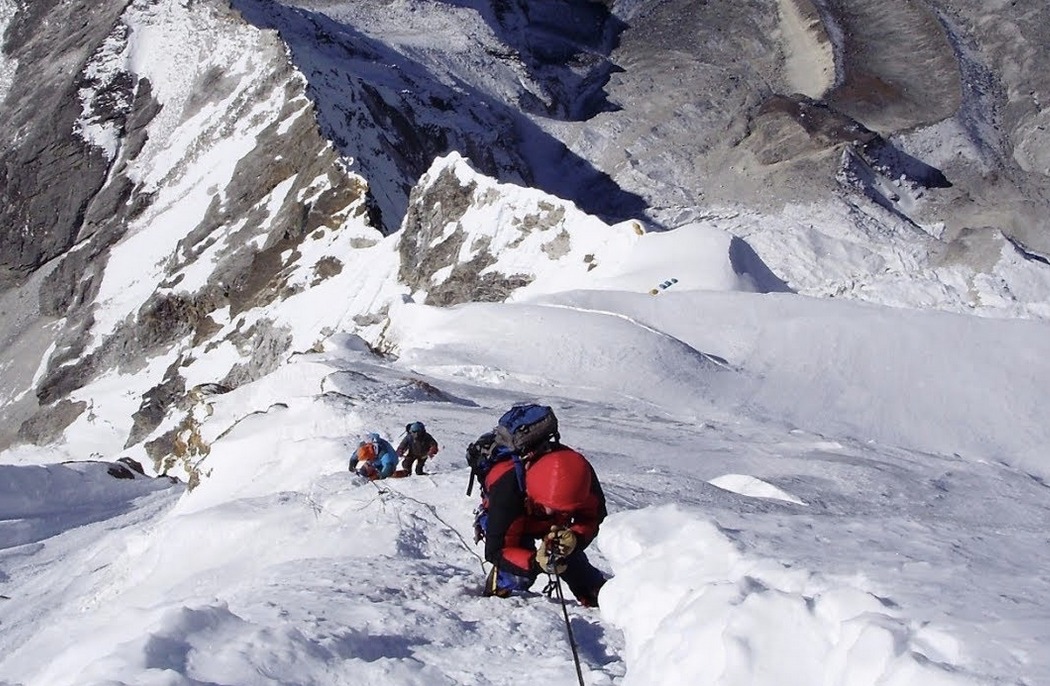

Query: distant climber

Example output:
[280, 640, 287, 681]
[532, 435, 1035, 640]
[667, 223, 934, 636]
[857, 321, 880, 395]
[467, 404, 608, 607]
[349, 433, 399, 480]
[396, 421, 439, 476]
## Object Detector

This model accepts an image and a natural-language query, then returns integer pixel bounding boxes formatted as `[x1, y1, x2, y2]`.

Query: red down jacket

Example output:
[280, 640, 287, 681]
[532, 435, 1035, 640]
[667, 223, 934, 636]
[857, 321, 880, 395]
[482, 446, 607, 577]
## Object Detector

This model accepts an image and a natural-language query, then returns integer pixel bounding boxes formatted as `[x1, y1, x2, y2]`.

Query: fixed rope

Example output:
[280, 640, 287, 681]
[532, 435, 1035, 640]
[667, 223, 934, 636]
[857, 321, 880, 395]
[370, 479, 486, 569]
[544, 569, 585, 686]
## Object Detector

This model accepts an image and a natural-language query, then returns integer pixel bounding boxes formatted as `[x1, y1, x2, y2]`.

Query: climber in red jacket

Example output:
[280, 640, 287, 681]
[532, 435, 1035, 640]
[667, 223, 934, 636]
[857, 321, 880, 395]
[478, 443, 608, 607]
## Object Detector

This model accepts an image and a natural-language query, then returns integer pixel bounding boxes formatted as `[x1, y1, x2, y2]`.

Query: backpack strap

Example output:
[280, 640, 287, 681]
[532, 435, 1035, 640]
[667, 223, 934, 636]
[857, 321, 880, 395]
[511, 454, 526, 492]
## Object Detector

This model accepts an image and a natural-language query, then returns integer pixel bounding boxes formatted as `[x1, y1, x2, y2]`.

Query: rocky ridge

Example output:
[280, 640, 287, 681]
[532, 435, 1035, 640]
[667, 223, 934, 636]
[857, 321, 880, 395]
[0, 0, 1048, 478]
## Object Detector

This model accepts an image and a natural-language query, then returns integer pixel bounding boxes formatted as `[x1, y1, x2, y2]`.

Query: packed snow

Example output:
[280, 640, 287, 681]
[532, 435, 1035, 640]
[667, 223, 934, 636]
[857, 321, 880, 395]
[2, 203, 1049, 684]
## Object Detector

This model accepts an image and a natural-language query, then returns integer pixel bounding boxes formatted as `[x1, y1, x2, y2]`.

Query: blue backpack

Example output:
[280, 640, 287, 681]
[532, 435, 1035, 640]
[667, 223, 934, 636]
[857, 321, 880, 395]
[465, 404, 560, 491]
[493, 404, 559, 454]
[464, 404, 561, 519]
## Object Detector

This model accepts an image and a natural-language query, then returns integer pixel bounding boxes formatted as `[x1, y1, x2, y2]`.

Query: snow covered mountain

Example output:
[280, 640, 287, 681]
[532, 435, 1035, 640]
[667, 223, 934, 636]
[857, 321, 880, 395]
[2, 251, 1048, 684]
[2, 0, 1049, 463]
[1, 1, 1050, 684]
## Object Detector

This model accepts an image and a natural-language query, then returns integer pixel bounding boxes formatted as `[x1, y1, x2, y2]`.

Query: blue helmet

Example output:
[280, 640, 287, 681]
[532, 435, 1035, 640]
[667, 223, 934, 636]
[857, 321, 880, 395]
[408, 422, 425, 434]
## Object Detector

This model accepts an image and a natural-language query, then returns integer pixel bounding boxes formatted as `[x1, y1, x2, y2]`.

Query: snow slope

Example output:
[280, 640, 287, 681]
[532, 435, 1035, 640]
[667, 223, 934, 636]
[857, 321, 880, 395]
[2, 215, 1048, 684]
[1, 0, 1045, 680]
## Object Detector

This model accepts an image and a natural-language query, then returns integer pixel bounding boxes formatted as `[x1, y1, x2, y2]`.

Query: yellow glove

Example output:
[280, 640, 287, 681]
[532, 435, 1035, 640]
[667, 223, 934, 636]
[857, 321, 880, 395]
[536, 526, 576, 574]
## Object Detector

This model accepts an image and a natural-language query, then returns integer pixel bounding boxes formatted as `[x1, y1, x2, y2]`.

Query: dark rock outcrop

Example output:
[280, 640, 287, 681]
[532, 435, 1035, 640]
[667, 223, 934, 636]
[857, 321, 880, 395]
[398, 164, 535, 306]
[231, 0, 648, 233]
[0, 0, 135, 275]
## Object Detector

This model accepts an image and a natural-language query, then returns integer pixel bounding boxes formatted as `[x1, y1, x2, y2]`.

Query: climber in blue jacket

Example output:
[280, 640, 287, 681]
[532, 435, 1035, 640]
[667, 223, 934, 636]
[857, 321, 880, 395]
[348, 433, 400, 480]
